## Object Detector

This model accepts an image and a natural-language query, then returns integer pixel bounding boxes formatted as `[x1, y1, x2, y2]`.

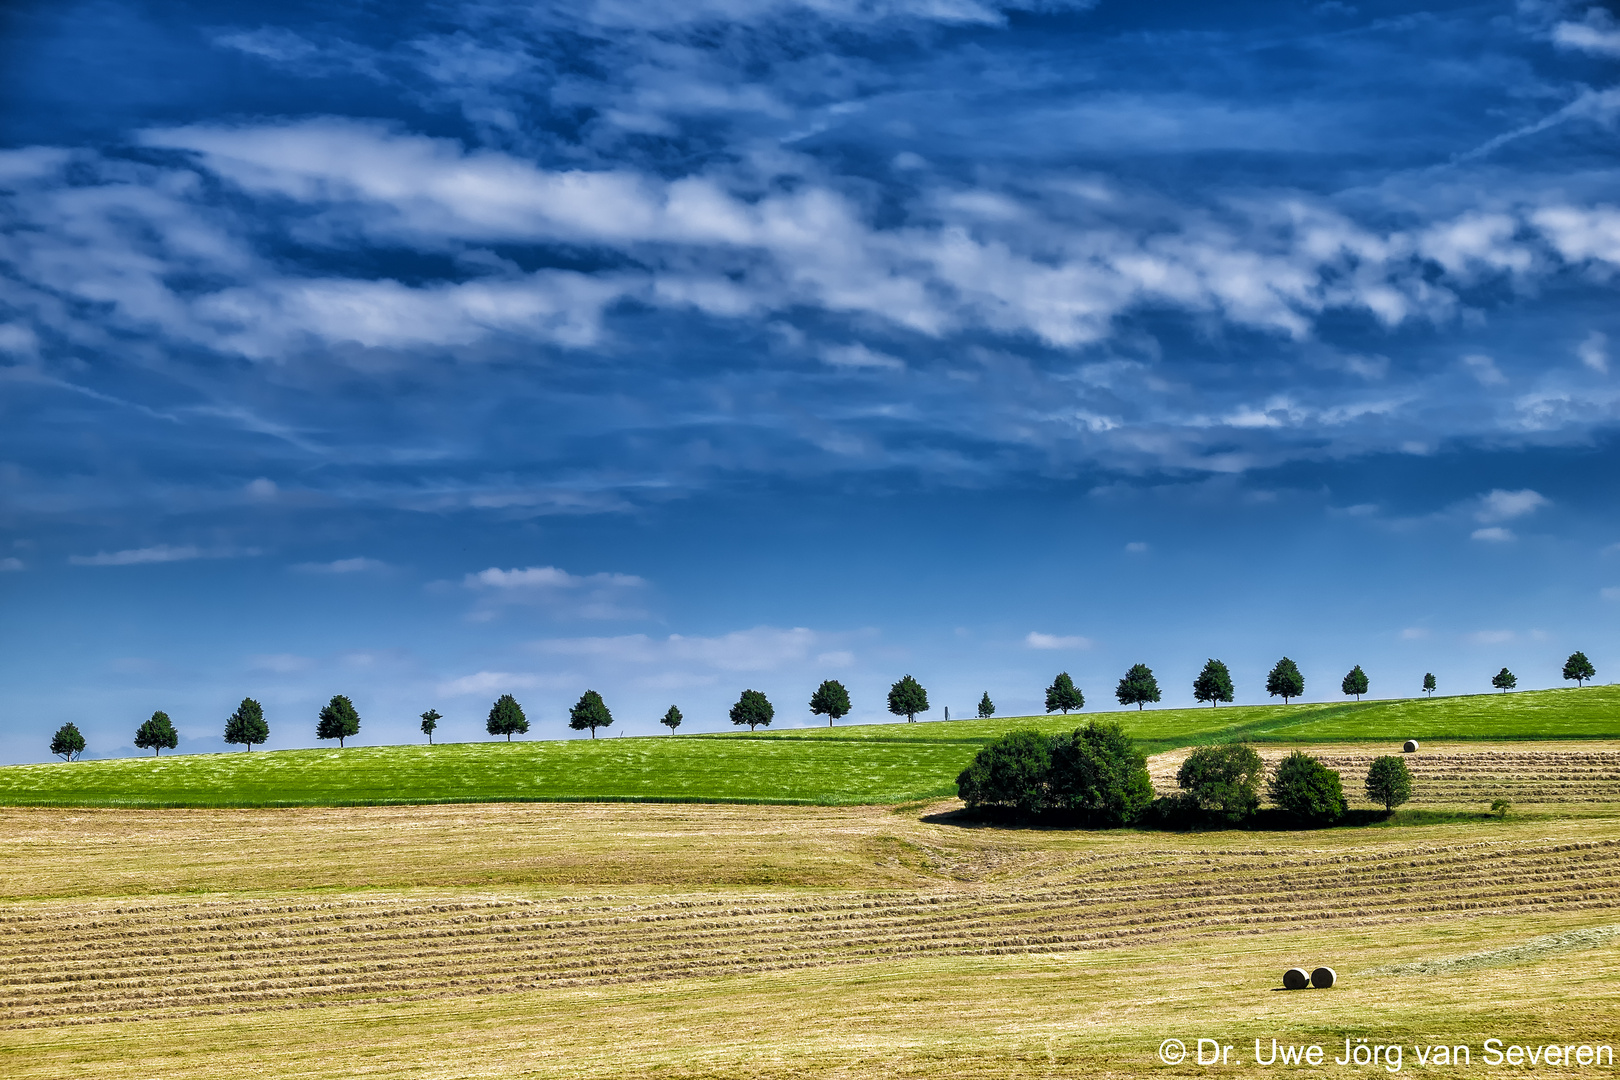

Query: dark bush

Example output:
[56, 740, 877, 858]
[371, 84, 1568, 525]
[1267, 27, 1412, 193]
[1176, 743, 1263, 822]
[1048, 720, 1154, 826]
[956, 729, 1051, 814]
[1267, 750, 1347, 823]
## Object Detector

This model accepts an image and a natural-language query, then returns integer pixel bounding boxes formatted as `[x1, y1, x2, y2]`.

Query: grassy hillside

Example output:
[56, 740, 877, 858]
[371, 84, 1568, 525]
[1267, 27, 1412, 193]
[3, 685, 1616, 807]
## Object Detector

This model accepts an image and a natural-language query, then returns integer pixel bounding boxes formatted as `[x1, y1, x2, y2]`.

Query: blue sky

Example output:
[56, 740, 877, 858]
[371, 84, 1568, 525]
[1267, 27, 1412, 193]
[3, 0, 1620, 760]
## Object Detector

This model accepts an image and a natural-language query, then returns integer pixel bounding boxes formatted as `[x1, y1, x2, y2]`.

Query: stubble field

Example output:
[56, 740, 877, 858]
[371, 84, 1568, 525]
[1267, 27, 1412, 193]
[3, 739, 1619, 1080]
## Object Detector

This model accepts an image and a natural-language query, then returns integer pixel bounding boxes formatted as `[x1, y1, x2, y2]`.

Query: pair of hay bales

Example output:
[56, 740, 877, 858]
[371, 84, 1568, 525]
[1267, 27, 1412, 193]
[1282, 967, 1336, 990]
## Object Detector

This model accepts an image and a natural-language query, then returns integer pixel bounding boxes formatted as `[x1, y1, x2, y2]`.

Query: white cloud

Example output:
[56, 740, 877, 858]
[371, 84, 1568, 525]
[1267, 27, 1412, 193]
[1476, 488, 1548, 523]
[1553, 15, 1620, 57]
[1124, 541, 1148, 553]
[69, 544, 203, 566]
[1399, 627, 1430, 640]
[294, 557, 388, 574]
[1025, 631, 1093, 650]
[467, 565, 644, 590]
[822, 343, 904, 370]
[245, 477, 278, 500]
[1471, 526, 1515, 542]
[1469, 629, 1515, 645]
[438, 670, 549, 697]
[1578, 331, 1609, 374]
[0, 557, 23, 572]
[535, 626, 820, 672]
[1462, 354, 1507, 386]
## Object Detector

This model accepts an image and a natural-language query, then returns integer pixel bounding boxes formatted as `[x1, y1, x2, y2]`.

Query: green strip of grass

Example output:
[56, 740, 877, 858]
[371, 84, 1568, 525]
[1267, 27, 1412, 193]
[4, 685, 1615, 808]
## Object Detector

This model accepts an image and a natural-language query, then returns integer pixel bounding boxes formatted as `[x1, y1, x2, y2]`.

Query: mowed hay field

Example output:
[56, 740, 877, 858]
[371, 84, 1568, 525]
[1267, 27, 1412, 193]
[4, 684, 1620, 808]
[4, 791, 1620, 1079]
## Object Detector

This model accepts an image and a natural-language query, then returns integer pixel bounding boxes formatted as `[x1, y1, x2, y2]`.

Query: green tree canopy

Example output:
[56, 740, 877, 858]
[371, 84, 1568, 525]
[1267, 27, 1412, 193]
[316, 694, 361, 747]
[419, 709, 442, 744]
[1265, 657, 1305, 703]
[1192, 659, 1234, 707]
[1492, 667, 1517, 693]
[224, 697, 269, 750]
[1422, 672, 1436, 697]
[956, 729, 1052, 815]
[134, 710, 178, 756]
[887, 675, 929, 722]
[1364, 755, 1413, 812]
[730, 689, 774, 731]
[1267, 751, 1347, 823]
[977, 691, 995, 718]
[1114, 663, 1160, 710]
[486, 694, 530, 740]
[1341, 664, 1369, 700]
[809, 680, 852, 726]
[1176, 743, 1263, 822]
[1047, 720, 1154, 826]
[1044, 672, 1084, 714]
[50, 722, 86, 762]
[660, 705, 683, 733]
[1563, 651, 1596, 686]
[569, 690, 614, 738]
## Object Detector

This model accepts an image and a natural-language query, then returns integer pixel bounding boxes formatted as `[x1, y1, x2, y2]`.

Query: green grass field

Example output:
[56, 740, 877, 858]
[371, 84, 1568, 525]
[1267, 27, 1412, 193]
[4, 684, 1616, 808]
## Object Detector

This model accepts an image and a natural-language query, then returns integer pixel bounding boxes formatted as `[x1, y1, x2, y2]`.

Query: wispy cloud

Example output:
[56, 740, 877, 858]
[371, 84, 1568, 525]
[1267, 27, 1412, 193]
[294, 557, 389, 574]
[1476, 489, 1548, 524]
[70, 545, 204, 566]
[464, 565, 649, 620]
[1025, 631, 1093, 650]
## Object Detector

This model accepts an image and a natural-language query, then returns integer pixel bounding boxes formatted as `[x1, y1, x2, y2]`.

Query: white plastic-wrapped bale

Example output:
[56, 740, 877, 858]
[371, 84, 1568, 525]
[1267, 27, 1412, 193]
[1311, 966, 1337, 988]
[1403, 740, 1419, 753]
[1283, 967, 1310, 990]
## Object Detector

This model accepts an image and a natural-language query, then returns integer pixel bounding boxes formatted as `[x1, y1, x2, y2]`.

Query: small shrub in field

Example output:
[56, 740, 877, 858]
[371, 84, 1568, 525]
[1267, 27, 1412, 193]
[1047, 720, 1154, 826]
[1364, 755, 1412, 811]
[1176, 743, 1263, 822]
[1491, 798, 1512, 818]
[1267, 751, 1346, 823]
[956, 730, 1051, 815]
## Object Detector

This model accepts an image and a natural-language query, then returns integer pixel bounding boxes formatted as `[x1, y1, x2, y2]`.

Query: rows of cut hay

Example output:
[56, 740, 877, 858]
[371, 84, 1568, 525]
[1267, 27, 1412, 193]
[5, 832, 1616, 1029]
[1146, 744, 1620, 807]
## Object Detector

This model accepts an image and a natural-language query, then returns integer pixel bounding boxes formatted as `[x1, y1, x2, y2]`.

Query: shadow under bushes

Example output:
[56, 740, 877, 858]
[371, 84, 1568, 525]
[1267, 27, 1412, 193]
[925, 798, 1395, 832]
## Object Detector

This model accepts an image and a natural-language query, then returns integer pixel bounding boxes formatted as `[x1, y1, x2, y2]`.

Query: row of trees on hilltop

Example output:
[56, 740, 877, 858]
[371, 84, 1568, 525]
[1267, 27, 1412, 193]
[39, 650, 1604, 761]
[1034, 650, 1598, 715]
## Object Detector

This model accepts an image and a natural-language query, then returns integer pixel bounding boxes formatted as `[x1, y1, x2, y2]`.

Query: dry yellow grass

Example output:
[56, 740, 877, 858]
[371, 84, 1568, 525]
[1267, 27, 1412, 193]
[2, 756, 1619, 1078]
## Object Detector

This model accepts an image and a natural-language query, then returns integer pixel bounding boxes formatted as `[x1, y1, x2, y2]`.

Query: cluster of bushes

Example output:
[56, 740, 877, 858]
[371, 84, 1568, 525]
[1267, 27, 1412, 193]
[954, 721, 1155, 825]
[957, 733, 1416, 829]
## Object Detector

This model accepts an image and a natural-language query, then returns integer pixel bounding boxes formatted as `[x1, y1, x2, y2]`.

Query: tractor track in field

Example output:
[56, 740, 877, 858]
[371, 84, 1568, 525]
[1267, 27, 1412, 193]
[5, 833, 1618, 1028]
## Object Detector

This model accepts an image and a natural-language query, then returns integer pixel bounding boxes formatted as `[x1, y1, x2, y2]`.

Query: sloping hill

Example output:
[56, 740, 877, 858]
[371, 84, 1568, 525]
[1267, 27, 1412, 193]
[3, 685, 1616, 807]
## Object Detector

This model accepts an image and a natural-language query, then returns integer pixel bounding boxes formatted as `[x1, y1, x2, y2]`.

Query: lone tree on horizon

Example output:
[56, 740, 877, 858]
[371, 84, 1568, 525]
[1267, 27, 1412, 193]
[660, 705, 683, 733]
[569, 690, 613, 738]
[134, 710, 178, 756]
[809, 679, 852, 726]
[420, 709, 441, 744]
[224, 697, 269, 750]
[888, 675, 929, 722]
[977, 691, 995, 718]
[1423, 672, 1436, 697]
[731, 689, 774, 731]
[1341, 665, 1369, 701]
[50, 722, 86, 761]
[1192, 659, 1234, 707]
[1266, 657, 1305, 703]
[1045, 672, 1084, 714]
[1492, 667, 1517, 693]
[1563, 651, 1596, 687]
[316, 694, 361, 747]
[486, 694, 529, 740]
[1115, 663, 1160, 710]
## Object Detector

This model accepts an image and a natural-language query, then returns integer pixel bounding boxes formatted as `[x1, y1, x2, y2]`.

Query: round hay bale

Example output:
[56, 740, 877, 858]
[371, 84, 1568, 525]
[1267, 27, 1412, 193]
[1311, 966, 1337, 989]
[1283, 967, 1310, 990]
[1403, 739, 1419, 753]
